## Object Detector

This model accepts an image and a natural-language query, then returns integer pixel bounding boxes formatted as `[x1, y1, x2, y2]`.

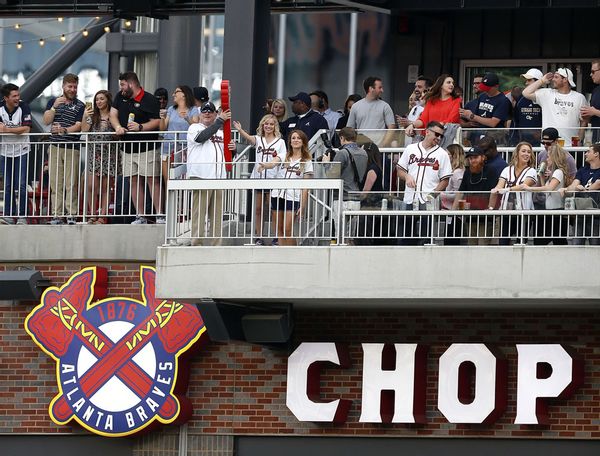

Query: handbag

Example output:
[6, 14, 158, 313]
[574, 197, 597, 210]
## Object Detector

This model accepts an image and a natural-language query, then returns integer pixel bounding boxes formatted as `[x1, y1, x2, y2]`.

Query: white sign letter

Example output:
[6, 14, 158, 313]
[286, 342, 351, 423]
[438, 344, 507, 424]
[359, 343, 427, 423]
[515, 344, 583, 424]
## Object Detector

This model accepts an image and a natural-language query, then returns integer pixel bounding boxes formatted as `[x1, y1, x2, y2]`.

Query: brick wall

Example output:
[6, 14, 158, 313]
[2, 265, 600, 443]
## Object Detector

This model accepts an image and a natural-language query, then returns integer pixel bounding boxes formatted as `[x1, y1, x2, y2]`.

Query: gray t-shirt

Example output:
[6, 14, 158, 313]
[347, 98, 395, 130]
[333, 143, 368, 198]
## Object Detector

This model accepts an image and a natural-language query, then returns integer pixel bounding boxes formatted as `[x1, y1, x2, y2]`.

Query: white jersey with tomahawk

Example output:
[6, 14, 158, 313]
[397, 141, 452, 204]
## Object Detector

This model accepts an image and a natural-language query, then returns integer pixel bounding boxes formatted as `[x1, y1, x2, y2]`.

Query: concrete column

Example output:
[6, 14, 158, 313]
[157, 16, 202, 90]
[222, 0, 270, 130]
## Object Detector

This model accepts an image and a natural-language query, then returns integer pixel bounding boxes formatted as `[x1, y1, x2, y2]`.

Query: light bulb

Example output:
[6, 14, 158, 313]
[57, 17, 63, 22]
[82, 29, 89, 37]
[14, 23, 20, 29]
[124, 20, 132, 27]
[104, 26, 111, 33]
[39, 38, 45, 46]
[60, 34, 66, 42]
[16, 41, 22, 50]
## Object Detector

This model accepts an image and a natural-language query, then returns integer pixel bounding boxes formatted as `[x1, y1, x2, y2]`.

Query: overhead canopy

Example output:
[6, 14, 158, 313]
[0, 0, 596, 18]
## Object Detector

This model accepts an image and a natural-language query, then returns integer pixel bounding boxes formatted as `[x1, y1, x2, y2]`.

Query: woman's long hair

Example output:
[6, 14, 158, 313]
[271, 98, 288, 122]
[424, 74, 459, 103]
[548, 144, 573, 187]
[509, 142, 535, 168]
[176, 85, 195, 109]
[447, 144, 465, 171]
[91, 90, 112, 126]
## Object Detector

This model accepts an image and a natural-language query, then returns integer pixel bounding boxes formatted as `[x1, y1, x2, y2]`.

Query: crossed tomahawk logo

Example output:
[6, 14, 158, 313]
[25, 266, 206, 436]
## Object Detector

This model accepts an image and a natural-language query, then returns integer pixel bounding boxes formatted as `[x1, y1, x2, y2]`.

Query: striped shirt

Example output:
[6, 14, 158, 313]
[46, 97, 84, 143]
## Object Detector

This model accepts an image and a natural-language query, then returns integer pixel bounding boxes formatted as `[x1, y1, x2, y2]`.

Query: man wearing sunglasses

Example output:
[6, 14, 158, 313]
[397, 121, 452, 244]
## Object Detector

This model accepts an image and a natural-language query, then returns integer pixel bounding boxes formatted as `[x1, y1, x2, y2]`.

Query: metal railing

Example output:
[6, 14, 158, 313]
[165, 177, 344, 246]
[1, 126, 599, 230]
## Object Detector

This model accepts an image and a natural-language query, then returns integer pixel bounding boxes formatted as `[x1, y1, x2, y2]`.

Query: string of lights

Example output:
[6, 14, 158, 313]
[0, 17, 132, 50]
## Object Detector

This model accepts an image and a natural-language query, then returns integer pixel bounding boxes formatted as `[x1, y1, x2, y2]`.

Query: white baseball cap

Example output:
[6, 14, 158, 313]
[556, 68, 576, 88]
[520, 68, 544, 81]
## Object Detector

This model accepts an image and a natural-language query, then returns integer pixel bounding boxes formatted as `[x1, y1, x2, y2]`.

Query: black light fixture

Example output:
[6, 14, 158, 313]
[0, 270, 51, 301]
[197, 299, 293, 345]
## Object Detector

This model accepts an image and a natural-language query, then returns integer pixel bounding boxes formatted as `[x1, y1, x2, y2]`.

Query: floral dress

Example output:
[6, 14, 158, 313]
[87, 118, 120, 177]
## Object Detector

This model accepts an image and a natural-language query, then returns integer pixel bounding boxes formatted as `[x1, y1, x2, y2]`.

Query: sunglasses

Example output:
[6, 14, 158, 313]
[200, 108, 216, 113]
[428, 129, 444, 138]
[541, 139, 555, 145]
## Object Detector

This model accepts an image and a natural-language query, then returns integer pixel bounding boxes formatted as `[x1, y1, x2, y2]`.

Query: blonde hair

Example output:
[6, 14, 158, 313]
[447, 144, 465, 171]
[256, 114, 281, 138]
[510, 142, 535, 168]
[271, 98, 287, 122]
[547, 144, 573, 187]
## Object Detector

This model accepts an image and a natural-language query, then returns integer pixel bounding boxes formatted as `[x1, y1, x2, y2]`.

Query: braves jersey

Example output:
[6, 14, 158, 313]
[398, 142, 452, 204]
[250, 135, 287, 179]
[0, 101, 32, 157]
[186, 122, 226, 179]
[272, 157, 314, 202]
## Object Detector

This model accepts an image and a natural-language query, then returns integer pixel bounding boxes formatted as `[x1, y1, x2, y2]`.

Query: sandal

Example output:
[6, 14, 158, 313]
[95, 217, 108, 224]
[87, 217, 97, 224]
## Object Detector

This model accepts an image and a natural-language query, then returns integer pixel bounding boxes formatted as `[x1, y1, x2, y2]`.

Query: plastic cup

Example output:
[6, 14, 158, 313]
[557, 138, 565, 147]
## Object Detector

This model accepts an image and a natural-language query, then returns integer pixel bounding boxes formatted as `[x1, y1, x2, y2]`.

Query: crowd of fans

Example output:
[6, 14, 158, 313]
[0, 62, 599, 246]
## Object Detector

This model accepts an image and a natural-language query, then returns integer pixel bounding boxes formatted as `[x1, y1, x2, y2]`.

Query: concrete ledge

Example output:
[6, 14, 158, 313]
[1, 225, 165, 262]
[156, 245, 600, 309]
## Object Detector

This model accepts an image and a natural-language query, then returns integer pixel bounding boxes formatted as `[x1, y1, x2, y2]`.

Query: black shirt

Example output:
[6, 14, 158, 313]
[113, 89, 160, 153]
[458, 165, 498, 209]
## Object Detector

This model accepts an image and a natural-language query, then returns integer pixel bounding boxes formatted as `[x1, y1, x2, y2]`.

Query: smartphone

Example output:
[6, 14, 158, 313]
[85, 101, 92, 111]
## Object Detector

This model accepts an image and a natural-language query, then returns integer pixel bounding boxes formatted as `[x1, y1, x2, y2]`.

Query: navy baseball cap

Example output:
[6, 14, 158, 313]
[193, 86, 209, 103]
[479, 73, 499, 92]
[466, 146, 486, 157]
[200, 101, 216, 113]
[289, 92, 311, 107]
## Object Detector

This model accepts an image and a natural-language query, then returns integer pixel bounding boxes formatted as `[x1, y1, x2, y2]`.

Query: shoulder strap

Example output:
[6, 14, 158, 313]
[341, 146, 362, 186]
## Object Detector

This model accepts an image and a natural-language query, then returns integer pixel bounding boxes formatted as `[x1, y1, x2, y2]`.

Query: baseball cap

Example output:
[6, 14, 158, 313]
[193, 86, 209, 103]
[479, 72, 499, 92]
[465, 146, 486, 157]
[288, 92, 312, 107]
[556, 68, 576, 88]
[541, 127, 559, 142]
[200, 101, 216, 113]
[521, 68, 544, 81]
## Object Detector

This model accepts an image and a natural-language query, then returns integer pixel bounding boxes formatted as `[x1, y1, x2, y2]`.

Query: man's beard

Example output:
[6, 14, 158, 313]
[122, 88, 133, 99]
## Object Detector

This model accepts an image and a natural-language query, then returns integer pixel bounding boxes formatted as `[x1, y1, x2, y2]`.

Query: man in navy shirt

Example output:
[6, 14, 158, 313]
[581, 59, 600, 143]
[281, 91, 329, 142]
[460, 72, 511, 145]
[511, 68, 543, 146]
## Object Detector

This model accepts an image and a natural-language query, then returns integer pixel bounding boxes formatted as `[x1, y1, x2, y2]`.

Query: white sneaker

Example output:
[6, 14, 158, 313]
[49, 218, 64, 225]
[156, 217, 166, 224]
[16, 218, 27, 225]
[131, 216, 148, 225]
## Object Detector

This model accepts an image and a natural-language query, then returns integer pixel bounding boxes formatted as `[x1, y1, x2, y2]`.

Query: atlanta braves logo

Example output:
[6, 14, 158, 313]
[25, 266, 206, 437]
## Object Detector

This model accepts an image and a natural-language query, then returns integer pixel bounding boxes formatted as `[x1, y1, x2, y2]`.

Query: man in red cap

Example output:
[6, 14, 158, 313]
[522, 67, 588, 146]
[459, 72, 511, 144]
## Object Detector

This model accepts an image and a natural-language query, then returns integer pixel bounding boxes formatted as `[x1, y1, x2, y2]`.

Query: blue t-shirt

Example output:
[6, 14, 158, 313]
[511, 96, 542, 145]
[575, 166, 600, 189]
[162, 105, 199, 155]
[46, 97, 85, 143]
[474, 92, 510, 127]
[485, 154, 508, 182]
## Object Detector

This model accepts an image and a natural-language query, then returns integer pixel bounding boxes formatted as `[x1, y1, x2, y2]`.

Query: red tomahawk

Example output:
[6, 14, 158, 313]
[221, 79, 232, 171]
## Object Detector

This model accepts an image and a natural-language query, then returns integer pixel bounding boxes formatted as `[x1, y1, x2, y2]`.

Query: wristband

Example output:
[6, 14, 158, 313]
[138, 123, 143, 131]
[469, 113, 475, 120]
